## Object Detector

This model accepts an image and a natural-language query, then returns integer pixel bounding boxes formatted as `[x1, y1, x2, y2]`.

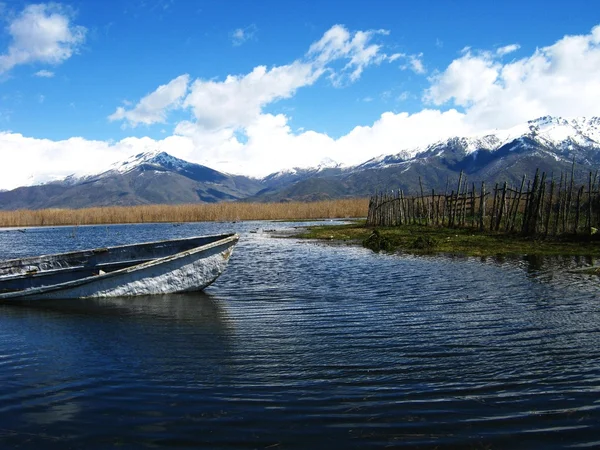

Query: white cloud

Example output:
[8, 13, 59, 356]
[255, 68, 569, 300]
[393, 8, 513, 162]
[496, 44, 520, 56]
[308, 25, 391, 85]
[231, 24, 257, 46]
[0, 131, 196, 190]
[426, 24, 600, 129]
[393, 52, 427, 74]
[408, 53, 425, 74]
[182, 62, 320, 130]
[0, 3, 86, 74]
[0, 108, 475, 188]
[110, 25, 393, 131]
[108, 74, 190, 127]
[425, 50, 500, 106]
[34, 69, 54, 77]
[0, 132, 119, 189]
[4, 24, 600, 190]
[172, 109, 473, 176]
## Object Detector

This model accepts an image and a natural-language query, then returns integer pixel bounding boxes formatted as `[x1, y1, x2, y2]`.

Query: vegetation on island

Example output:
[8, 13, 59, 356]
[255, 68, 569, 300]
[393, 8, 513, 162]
[298, 168, 600, 259]
[297, 222, 600, 258]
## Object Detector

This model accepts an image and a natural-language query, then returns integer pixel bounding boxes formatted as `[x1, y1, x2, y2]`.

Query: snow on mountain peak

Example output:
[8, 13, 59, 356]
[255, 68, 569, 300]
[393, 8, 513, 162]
[110, 150, 190, 174]
[354, 115, 600, 171]
[316, 157, 342, 170]
[524, 116, 600, 147]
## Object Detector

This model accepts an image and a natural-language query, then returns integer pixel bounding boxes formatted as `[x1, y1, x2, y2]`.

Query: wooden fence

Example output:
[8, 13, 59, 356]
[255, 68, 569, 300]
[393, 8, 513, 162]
[366, 167, 600, 236]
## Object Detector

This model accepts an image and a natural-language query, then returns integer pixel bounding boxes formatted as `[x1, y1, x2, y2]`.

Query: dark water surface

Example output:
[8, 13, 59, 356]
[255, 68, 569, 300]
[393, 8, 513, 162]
[1, 221, 600, 449]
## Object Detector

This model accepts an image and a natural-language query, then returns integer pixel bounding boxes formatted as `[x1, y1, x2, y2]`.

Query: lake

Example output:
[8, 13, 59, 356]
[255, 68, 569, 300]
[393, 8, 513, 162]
[1, 221, 600, 449]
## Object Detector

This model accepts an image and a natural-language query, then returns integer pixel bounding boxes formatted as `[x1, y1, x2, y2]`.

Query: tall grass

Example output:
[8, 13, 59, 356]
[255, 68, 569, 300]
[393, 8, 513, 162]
[0, 199, 368, 228]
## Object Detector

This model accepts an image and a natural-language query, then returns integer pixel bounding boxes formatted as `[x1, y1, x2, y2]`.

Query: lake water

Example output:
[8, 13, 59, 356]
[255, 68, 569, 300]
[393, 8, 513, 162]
[1, 221, 600, 449]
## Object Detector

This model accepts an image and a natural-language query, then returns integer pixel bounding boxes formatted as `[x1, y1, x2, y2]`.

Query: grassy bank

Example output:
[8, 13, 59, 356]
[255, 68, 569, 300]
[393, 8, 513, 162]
[0, 199, 369, 228]
[297, 222, 600, 257]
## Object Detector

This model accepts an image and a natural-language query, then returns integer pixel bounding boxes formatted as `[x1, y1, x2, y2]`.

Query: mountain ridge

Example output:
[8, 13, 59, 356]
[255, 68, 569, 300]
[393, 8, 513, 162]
[1, 115, 599, 209]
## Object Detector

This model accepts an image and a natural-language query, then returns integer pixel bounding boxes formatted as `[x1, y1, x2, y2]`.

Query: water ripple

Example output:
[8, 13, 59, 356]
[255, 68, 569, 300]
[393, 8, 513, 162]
[1, 221, 600, 448]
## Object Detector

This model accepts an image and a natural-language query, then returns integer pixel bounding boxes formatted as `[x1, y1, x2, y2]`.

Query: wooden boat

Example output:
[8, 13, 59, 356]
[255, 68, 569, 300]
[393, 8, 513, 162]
[0, 233, 238, 302]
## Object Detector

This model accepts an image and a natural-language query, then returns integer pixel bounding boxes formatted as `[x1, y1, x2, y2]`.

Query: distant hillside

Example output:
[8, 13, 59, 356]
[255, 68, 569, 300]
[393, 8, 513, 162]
[0, 151, 263, 210]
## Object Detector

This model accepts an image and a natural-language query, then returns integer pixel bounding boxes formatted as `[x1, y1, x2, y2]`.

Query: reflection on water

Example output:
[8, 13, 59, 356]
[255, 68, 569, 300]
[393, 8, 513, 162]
[37, 292, 231, 326]
[1, 221, 600, 449]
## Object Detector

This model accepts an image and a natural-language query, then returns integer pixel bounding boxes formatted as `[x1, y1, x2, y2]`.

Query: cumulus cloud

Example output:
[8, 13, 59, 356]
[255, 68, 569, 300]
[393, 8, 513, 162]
[172, 109, 473, 176]
[0, 3, 86, 74]
[425, 50, 501, 106]
[308, 25, 392, 85]
[108, 74, 190, 127]
[110, 24, 394, 131]
[426, 25, 600, 128]
[231, 24, 257, 46]
[182, 62, 320, 130]
[4, 24, 600, 190]
[0, 131, 196, 190]
[0, 107, 475, 188]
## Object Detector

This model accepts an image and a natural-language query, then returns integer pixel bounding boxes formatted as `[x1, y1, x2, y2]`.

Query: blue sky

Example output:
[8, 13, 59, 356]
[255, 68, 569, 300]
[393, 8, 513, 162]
[0, 0, 599, 189]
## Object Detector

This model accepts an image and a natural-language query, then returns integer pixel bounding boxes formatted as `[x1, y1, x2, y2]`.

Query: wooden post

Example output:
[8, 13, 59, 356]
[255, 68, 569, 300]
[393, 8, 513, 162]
[479, 182, 486, 231]
[454, 172, 463, 228]
[496, 182, 507, 231]
[535, 172, 546, 235]
[509, 176, 526, 232]
[553, 173, 563, 235]
[566, 160, 575, 233]
[419, 177, 427, 226]
[490, 183, 498, 231]
[521, 176, 538, 234]
[587, 171, 593, 235]
[441, 194, 447, 227]
[574, 186, 583, 234]
[431, 189, 436, 226]
[460, 178, 468, 227]
[545, 178, 555, 236]
[449, 190, 455, 227]
[401, 190, 406, 225]
[471, 183, 476, 228]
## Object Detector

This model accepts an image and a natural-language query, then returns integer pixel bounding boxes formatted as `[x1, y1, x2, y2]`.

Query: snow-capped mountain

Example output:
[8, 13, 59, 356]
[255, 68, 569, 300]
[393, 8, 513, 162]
[250, 115, 600, 202]
[0, 150, 263, 210]
[358, 116, 600, 171]
[2, 116, 600, 209]
[110, 150, 190, 174]
[72, 150, 228, 184]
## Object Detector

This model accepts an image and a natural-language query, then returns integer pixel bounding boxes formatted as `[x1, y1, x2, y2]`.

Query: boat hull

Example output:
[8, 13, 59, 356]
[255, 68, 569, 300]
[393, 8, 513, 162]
[0, 234, 238, 302]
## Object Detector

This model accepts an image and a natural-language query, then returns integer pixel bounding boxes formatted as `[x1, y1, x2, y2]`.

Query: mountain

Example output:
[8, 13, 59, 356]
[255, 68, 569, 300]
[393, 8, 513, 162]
[0, 151, 263, 210]
[249, 116, 600, 201]
[253, 158, 345, 201]
[1, 116, 600, 209]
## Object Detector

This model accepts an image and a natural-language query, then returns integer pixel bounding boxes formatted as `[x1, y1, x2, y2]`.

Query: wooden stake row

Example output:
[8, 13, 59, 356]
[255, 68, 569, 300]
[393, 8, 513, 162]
[366, 167, 600, 236]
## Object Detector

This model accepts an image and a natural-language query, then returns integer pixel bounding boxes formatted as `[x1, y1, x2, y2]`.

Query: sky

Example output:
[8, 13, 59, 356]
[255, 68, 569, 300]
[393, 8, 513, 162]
[0, 0, 599, 190]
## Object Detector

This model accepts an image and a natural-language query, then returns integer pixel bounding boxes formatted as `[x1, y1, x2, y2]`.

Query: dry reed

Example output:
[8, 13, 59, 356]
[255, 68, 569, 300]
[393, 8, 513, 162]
[0, 198, 369, 228]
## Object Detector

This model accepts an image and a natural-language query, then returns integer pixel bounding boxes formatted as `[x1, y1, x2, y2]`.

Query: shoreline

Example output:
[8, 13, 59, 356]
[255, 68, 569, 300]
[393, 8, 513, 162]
[295, 221, 600, 258]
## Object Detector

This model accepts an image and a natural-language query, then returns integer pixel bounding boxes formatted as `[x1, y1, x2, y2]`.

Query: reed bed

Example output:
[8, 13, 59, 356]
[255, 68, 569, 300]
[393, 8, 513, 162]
[0, 198, 369, 228]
